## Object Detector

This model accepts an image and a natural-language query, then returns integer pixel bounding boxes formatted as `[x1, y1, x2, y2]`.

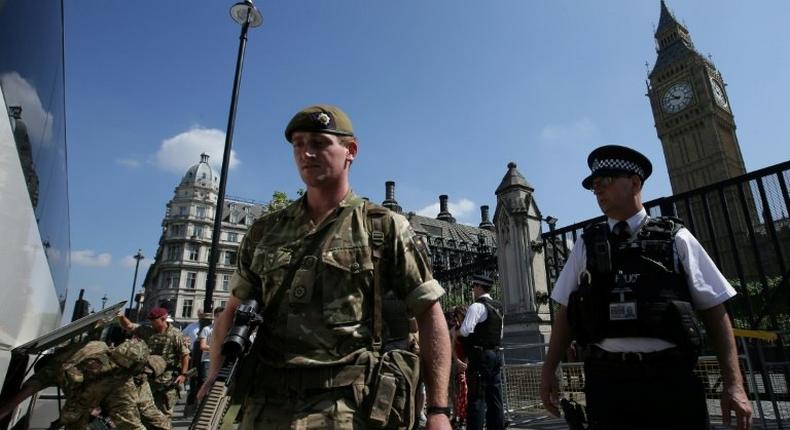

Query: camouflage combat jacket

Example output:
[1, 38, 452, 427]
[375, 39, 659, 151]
[133, 324, 189, 381]
[231, 191, 444, 367]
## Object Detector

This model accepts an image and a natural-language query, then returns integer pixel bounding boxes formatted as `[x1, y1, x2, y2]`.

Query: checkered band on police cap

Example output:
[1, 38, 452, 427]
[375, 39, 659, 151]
[582, 145, 652, 190]
[590, 158, 645, 179]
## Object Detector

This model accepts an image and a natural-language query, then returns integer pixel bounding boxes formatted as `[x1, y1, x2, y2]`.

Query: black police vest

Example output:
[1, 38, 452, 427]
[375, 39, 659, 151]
[567, 216, 703, 349]
[468, 297, 503, 349]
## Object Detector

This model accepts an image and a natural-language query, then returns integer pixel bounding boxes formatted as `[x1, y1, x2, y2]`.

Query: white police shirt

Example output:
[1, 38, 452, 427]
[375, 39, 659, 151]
[459, 293, 491, 337]
[550, 207, 737, 352]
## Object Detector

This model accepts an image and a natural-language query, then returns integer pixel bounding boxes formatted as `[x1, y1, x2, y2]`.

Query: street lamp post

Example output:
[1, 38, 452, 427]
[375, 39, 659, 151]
[129, 249, 144, 315]
[204, 1, 263, 315]
[101, 294, 108, 310]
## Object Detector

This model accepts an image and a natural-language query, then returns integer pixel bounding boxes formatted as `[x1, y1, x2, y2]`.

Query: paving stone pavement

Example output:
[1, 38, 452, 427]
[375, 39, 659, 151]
[172, 390, 779, 430]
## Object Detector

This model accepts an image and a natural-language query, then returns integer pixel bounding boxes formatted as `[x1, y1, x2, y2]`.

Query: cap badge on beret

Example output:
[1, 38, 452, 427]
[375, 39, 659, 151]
[316, 112, 331, 126]
[284, 104, 354, 142]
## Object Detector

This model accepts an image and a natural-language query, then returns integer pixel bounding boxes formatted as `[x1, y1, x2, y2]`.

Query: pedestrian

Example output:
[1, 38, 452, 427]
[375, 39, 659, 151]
[199, 105, 452, 430]
[458, 275, 505, 430]
[182, 309, 204, 347]
[118, 307, 190, 418]
[539, 145, 753, 430]
[197, 307, 224, 391]
[450, 305, 468, 429]
[182, 309, 206, 416]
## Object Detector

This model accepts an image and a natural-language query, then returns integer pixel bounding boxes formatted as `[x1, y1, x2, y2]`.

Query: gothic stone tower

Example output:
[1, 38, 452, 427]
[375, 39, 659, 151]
[647, 1, 747, 193]
[647, 1, 755, 277]
[494, 162, 550, 358]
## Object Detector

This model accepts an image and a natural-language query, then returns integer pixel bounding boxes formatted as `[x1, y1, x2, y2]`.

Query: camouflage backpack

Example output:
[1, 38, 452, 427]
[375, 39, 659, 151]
[145, 355, 167, 377]
[61, 340, 112, 385]
[110, 339, 150, 372]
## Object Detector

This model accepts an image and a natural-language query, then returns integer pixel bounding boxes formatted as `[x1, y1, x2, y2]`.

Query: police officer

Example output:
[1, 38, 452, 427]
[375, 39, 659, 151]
[118, 307, 190, 418]
[458, 274, 504, 430]
[199, 105, 452, 430]
[539, 145, 752, 430]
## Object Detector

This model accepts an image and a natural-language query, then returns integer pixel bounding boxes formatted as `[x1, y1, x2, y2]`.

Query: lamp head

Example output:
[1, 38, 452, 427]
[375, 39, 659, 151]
[230, 0, 263, 27]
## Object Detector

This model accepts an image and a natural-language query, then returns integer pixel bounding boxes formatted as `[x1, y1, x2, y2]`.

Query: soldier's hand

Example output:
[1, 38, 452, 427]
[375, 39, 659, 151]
[721, 384, 752, 430]
[539, 367, 561, 417]
[196, 375, 216, 402]
[425, 412, 451, 430]
[174, 373, 187, 386]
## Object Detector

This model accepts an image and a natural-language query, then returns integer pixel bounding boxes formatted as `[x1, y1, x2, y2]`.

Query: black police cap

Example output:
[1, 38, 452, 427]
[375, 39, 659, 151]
[470, 274, 494, 289]
[582, 145, 652, 190]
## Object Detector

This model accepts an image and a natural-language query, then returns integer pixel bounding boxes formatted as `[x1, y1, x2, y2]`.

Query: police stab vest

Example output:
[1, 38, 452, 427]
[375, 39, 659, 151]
[468, 296, 503, 349]
[567, 216, 704, 351]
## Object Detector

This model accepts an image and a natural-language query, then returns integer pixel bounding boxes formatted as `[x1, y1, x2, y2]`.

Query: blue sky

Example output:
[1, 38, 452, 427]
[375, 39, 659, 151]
[64, 1, 790, 313]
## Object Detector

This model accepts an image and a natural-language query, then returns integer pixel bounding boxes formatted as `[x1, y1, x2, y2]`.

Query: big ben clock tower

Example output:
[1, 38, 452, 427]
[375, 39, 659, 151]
[647, 0, 747, 194]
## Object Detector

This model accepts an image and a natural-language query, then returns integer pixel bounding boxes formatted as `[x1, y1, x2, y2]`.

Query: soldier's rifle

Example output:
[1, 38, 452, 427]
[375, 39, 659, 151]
[166, 367, 197, 398]
[189, 301, 261, 430]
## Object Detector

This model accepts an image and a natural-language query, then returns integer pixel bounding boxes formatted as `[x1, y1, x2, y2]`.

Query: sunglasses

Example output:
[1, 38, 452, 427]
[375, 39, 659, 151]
[590, 174, 634, 189]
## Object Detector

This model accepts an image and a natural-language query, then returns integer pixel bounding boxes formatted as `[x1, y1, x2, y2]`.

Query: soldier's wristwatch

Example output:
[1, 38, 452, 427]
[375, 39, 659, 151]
[426, 406, 452, 417]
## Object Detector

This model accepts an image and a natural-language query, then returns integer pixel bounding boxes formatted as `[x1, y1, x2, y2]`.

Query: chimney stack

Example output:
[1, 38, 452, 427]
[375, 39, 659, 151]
[479, 205, 495, 231]
[436, 194, 456, 223]
[382, 181, 402, 213]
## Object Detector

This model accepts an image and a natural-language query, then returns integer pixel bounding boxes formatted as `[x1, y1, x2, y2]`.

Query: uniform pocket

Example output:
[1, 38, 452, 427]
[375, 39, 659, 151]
[250, 246, 292, 301]
[366, 350, 420, 429]
[320, 245, 374, 325]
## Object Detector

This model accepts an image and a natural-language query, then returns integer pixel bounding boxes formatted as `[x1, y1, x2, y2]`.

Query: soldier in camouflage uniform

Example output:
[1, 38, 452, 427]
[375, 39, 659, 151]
[0, 339, 152, 429]
[118, 307, 190, 417]
[199, 105, 452, 430]
[103, 355, 172, 430]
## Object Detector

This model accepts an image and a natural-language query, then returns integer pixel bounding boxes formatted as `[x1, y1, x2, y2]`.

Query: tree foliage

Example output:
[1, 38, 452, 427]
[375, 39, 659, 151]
[264, 190, 301, 213]
[728, 274, 790, 331]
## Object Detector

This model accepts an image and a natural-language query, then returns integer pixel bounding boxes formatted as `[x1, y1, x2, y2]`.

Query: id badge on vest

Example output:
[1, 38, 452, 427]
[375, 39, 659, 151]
[609, 271, 638, 321]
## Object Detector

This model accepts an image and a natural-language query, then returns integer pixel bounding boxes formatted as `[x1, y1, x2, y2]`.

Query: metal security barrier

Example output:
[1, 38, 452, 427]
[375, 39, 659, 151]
[500, 356, 789, 428]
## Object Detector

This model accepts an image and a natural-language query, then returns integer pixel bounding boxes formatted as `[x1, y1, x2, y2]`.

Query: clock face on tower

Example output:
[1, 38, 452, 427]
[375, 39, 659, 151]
[661, 81, 694, 113]
[710, 78, 729, 109]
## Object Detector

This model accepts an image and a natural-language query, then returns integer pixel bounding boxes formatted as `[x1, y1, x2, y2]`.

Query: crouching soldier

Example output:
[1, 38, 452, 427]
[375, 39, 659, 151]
[103, 355, 172, 430]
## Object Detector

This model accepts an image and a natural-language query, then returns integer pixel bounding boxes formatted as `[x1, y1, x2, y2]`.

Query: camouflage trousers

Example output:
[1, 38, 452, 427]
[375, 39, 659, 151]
[104, 378, 172, 430]
[239, 387, 367, 430]
[60, 376, 129, 430]
[152, 386, 179, 418]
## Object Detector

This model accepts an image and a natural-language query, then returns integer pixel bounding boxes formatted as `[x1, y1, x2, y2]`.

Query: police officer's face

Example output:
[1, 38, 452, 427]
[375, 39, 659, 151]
[592, 174, 641, 217]
[291, 132, 357, 187]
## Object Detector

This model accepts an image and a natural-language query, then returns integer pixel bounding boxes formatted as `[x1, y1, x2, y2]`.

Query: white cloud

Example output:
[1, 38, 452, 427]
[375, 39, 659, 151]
[116, 158, 141, 168]
[155, 127, 240, 173]
[121, 254, 154, 269]
[1, 72, 55, 145]
[539, 117, 598, 144]
[71, 250, 112, 267]
[416, 198, 477, 221]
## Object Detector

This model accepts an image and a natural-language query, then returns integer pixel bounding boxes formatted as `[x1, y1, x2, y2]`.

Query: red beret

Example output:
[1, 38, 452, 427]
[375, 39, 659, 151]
[147, 307, 168, 320]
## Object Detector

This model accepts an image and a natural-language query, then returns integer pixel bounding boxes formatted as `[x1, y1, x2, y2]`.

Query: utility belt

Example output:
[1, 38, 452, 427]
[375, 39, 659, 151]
[471, 345, 503, 351]
[254, 364, 368, 393]
[468, 345, 503, 360]
[585, 345, 692, 364]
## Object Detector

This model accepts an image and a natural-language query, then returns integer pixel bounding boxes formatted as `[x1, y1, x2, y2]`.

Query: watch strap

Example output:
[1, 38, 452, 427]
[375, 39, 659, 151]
[426, 406, 452, 417]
